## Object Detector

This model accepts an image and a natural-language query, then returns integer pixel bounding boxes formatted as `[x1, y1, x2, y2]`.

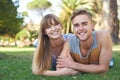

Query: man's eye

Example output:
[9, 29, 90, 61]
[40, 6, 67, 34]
[82, 22, 87, 25]
[74, 24, 79, 27]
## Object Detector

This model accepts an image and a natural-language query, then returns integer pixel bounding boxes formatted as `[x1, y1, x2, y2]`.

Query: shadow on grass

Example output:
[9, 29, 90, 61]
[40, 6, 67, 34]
[0, 52, 9, 59]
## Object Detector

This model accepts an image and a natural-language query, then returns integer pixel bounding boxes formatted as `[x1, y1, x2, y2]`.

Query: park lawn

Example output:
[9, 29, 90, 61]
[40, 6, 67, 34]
[0, 45, 120, 80]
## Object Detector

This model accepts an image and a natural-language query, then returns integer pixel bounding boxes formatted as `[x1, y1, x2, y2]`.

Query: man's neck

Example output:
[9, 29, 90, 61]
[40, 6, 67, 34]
[80, 35, 93, 50]
[79, 35, 94, 57]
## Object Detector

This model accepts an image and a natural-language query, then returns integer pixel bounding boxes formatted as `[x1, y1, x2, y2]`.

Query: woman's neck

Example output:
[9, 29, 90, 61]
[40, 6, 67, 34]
[50, 35, 64, 57]
[50, 36, 64, 48]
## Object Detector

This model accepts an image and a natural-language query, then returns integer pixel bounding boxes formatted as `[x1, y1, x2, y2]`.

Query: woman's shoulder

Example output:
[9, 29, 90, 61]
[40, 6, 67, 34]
[33, 39, 38, 48]
[62, 33, 75, 40]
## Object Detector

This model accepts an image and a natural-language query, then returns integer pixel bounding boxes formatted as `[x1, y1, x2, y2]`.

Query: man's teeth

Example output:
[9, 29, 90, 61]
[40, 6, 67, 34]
[80, 32, 85, 35]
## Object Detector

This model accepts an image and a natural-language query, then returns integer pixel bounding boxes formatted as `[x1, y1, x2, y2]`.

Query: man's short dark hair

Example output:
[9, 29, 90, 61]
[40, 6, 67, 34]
[70, 9, 92, 21]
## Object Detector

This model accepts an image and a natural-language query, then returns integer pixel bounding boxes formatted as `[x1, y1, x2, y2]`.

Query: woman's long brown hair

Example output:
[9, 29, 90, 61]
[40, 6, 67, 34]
[36, 14, 62, 74]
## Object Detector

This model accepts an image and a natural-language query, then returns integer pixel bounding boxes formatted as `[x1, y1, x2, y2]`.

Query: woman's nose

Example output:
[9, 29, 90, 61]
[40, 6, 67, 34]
[51, 26, 56, 30]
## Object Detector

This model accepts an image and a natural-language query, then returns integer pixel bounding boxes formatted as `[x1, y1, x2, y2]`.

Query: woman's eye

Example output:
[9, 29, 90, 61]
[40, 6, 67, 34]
[45, 26, 51, 29]
[54, 24, 61, 27]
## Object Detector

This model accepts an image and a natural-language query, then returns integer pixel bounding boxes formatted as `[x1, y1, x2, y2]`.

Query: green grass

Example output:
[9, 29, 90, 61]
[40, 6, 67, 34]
[0, 45, 120, 80]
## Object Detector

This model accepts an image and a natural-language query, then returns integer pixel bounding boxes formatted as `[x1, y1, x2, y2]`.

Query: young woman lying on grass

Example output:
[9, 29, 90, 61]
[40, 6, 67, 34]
[32, 14, 79, 76]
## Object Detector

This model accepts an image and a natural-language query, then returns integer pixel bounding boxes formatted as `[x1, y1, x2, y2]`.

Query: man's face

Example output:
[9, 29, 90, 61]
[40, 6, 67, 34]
[72, 14, 93, 41]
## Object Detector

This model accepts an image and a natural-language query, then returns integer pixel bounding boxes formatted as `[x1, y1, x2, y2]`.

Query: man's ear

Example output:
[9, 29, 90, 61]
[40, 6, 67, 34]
[73, 27, 75, 32]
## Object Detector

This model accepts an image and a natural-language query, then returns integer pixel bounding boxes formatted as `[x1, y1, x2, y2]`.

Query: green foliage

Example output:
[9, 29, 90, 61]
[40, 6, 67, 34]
[15, 27, 38, 41]
[0, 0, 23, 38]
[0, 45, 120, 80]
[60, 0, 94, 33]
[27, 0, 51, 9]
[15, 28, 31, 40]
[22, 11, 28, 16]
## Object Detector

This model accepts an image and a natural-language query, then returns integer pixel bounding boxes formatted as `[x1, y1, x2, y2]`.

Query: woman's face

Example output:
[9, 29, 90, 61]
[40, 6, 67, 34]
[44, 22, 62, 40]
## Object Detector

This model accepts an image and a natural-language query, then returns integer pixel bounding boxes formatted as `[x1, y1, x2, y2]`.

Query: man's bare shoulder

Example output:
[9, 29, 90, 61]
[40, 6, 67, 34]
[96, 30, 109, 35]
[95, 30, 111, 43]
[96, 30, 110, 38]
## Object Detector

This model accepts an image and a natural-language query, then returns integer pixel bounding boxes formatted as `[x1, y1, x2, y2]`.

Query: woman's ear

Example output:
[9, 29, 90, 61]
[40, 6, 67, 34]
[43, 30, 47, 35]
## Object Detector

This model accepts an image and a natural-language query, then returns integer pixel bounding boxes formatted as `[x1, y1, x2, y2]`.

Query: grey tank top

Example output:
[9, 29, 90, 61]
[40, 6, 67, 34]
[69, 31, 98, 59]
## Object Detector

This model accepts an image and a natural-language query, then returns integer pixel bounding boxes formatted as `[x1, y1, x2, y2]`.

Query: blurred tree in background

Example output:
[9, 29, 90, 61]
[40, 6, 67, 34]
[27, 0, 51, 16]
[14, 0, 52, 47]
[109, 0, 120, 44]
[0, 0, 23, 38]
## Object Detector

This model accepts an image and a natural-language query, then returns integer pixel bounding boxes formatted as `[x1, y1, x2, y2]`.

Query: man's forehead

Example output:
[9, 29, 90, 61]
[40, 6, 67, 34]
[72, 15, 90, 24]
[72, 20, 88, 25]
[73, 14, 89, 20]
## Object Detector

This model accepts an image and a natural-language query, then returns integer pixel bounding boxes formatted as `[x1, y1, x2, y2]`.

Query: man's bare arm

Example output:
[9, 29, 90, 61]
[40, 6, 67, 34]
[56, 40, 70, 70]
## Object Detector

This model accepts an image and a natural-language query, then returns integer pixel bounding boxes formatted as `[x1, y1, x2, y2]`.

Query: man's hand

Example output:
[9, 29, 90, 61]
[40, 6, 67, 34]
[57, 56, 75, 69]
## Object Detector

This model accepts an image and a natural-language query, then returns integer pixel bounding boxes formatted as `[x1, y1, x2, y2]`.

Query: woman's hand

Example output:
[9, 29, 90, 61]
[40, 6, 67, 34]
[56, 68, 79, 76]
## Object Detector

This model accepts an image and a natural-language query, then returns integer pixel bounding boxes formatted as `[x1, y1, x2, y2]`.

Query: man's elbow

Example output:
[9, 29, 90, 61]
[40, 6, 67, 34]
[100, 65, 109, 73]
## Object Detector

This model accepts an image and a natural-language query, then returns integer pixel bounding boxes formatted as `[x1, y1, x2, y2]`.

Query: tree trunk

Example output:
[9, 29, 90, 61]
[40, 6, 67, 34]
[109, 0, 119, 44]
[102, 0, 110, 30]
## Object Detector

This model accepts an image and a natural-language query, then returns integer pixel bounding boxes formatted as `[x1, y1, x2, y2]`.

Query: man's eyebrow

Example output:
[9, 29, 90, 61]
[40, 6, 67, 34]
[73, 23, 79, 25]
[83, 22, 87, 23]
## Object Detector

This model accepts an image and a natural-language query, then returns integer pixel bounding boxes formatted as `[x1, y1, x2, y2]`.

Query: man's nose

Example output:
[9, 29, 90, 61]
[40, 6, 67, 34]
[78, 25, 83, 30]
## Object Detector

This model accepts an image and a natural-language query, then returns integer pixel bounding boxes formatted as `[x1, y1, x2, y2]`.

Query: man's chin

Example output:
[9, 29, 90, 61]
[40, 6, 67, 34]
[78, 37, 88, 41]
